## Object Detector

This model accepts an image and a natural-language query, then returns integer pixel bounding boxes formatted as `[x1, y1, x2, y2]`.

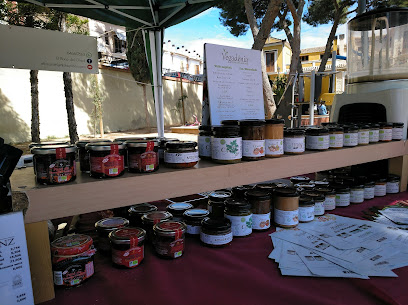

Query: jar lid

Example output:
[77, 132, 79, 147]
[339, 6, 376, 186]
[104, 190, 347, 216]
[86, 141, 126, 151]
[387, 174, 400, 182]
[321, 122, 338, 126]
[128, 203, 158, 216]
[29, 141, 70, 149]
[265, 118, 285, 125]
[368, 123, 380, 128]
[351, 184, 364, 189]
[166, 202, 194, 215]
[311, 180, 330, 187]
[299, 195, 314, 206]
[332, 184, 351, 192]
[357, 124, 370, 129]
[125, 140, 159, 148]
[212, 125, 240, 133]
[232, 185, 255, 198]
[221, 120, 239, 126]
[183, 209, 210, 220]
[109, 227, 146, 245]
[209, 190, 232, 202]
[302, 191, 325, 201]
[306, 128, 329, 135]
[239, 119, 266, 126]
[256, 182, 287, 191]
[224, 198, 251, 210]
[51, 234, 93, 256]
[153, 221, 186, 237]
[75, 139, 111, 148]
[141, 211, 173, 225]
[379, 122, 393, 127]
[315, 187, 336, 195]
[199, 125, 212, 131]
[375, 178, 387, 183]
[364, 181, 375, 187]
[159, 138, 180, 145]
[328, 126, 344, 132]
[165, 141, 197, 149]
[294, 183, 315, 189]
[284, 128, 305, 136]
[201, 217, 231, 231]
[392, 122, 404, 128]
[275, 188, 299, 197]
[290, 176, 311, 184]
[114, 136, 149, 142]
[31, 144, 77, 155]
[342, 125, 359, 132]
[245, 189, 271, 200]
[95, 217, 129, 232]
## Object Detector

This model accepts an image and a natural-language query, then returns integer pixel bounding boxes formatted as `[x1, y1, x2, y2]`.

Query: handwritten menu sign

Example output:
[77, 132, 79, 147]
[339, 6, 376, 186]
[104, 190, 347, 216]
[0, 212, 34, 305]
[204, 44, 264, 125]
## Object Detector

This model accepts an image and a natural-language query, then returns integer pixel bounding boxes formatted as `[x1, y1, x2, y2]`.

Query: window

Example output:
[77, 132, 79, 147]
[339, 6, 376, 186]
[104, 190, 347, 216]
[265, 52, 276, 73]
[195, 65, 200, 75]
[300, 55, 309, 62]
[113, 34, 126, 53]
[104, 33, 110, 46]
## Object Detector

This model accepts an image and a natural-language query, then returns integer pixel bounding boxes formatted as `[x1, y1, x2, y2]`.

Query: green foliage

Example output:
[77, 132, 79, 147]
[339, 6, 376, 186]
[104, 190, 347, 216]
[271, 74, 287, 102]
[0, 1, 49, 27]
[126, 29, 151, 84]
[368, 0, 408, 8]
[303, 0, 356, 26]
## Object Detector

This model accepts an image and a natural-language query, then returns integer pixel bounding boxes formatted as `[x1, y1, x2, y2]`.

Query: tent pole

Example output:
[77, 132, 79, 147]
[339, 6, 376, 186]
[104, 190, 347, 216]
[156, 29, 165, 138]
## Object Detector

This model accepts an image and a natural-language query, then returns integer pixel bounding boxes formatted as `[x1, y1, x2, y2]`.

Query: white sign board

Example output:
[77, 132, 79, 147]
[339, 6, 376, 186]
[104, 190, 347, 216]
[0, 212, 34, 305]
[0, 24, 98, 74]
[204, 44, 264, 125]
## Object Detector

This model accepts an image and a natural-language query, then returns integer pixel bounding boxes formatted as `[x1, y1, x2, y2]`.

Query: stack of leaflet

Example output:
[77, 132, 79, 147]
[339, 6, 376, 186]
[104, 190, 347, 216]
[269, 214, 408, 278]
[367, 203, 408, 230]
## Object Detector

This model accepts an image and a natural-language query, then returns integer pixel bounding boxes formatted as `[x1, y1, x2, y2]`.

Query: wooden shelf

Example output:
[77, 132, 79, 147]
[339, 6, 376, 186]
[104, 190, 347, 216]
[11, 141, 408, 224]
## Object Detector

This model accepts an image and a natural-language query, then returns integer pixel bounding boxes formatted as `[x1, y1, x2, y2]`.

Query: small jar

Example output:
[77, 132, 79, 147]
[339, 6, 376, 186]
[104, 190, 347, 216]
[29, 140, 70, 149]
[109, 227, 146, 268]
[211, 125, 242, 163]
[31, 145, 77, 185]
[305, 128, 329, 150]
[364, 181, 375, 200]
[245, 190, 271, 231]
[141, 211, 173, 241]
[232, 185, 255, 201]
[379, 122, 393, 142]
[126, 140, 159, 173]
[374, 178, 387, 196]
[298, 196, 315, 223]
[198, 125, 212, 159]
[328, 126, 344, 148]
[274, 188, 299, 228]
[128, 203, 158, 227]
[343, 125, 359, 147]
[221, 120, 239, 126]
[303, 191, 325, 216]
[224, 199, 252, 237]
[386, 175, 400, 194]
[50, 234, 96, 287]
[350, 184, 365, 204]
[95, 217, 129, 252]
[164, 141, 199, 169]
[87, 142, 126, 178]
[183, 209, 210, 235]
[207, 190, 232, 218]
[392, 122, 404, 140]
[114, 137, 149, 167]
[333, 185, 351, 207]
[158, 138, 179, 163]
[166, 202, 194, 222]
[76, 139, 111, 172]
[284, 129, 305, 154]
[153, 221, 186, 259]
[290, 176, 311, 185]
[256, 182, 287, 194]
[369, 123, 380, 143]
[311, 180, 330, 188]
[358, 124, 370, 145]
[265, 119, 284, 157]
[200, 217, 232, 248]
[315, 187, 336, 211]
[294, 183, 315, 193]
[240, 120, 266, 161]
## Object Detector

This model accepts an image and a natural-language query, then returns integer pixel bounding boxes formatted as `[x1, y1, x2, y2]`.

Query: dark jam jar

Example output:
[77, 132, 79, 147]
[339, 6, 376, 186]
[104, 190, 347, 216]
[240, 120, 266, 161]
[164, 141, 199, 169]
[29, 141, 70, 149]
[128, 203, 158, 227]
[126, 140, 159, 173]
[183, 209, 210, 235]
[31, 144, 76, 185]
[95, 217, 129, 253]
[207, 190, 232, 218]
[298, 196, 315, 223]
[211, 125, 242, 164]
[232, 185, 255, 200]
[109, 227, 146, 268]
[86, 142, 126, 178]
[245, 190, 271, 231]
[158, 138, 179, 163]
[224, 199, 252, 237]
[166, 202, 194, 222]
[50, 234, 96, 287]
[200, 217, 232, 248]
[141, 211, 173, 241]
[290, 176, 311, 185]
[153, 221, 186, 259]
[198, 125, 212, 159]
[76, 139, 111, 172]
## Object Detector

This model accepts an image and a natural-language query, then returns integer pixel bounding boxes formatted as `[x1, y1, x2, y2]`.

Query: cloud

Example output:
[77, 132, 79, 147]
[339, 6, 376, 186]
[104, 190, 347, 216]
[186, 36, 253, 57]
[189, 7, 218, 20]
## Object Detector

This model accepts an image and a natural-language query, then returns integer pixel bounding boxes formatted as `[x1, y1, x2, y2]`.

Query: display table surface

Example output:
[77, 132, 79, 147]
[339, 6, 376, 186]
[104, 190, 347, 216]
[42, 192, 408, 305]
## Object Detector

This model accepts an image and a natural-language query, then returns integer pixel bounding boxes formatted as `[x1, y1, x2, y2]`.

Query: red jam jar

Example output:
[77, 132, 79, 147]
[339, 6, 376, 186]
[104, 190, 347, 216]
[128, 203, 158, 227]
[126, 140, 159, 173]
[86, 142, 126, 178]
[75, 139, 111, 172]
[95, 217, 129, 253]
[109, 227, 146, 268]
[31, 144, 76, 185]
[141, 211, 173, 241]
[50, 234, 96, 287]
[153, 220, 186, 259]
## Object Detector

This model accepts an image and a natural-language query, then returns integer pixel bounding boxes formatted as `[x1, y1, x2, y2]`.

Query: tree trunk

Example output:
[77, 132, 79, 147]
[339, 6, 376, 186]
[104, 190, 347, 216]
[261, 56, 276, 119]
[30, 70, 40, 142]
[318, 16, 340, 73]
[63, 72, 79, 143]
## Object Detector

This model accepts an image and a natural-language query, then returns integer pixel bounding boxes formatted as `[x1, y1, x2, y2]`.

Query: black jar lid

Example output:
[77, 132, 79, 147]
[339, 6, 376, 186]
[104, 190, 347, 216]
[342, 125, 359, 132]
[299, 195, 315, 206]
[114, 136, 148, 142]
[209, 190, 232, 202]
[165, 141, 197, 150]
[239, 119, 266, 126]
[379, 122, 393, 127]
[31, 144, 77, 155]
[141, 211, 173, 225]
[95, 217, 129, 233]
[255, 182, 287, 191]
[76, 139, 111, 148]
[387, 174, 400, 182]
[294, 183, 315, 190]
[109, 227, 146, 245]
[364, 181, 375, 187]
[85, 141, 126, 151]
[158, 138, 180, 145]
[201, 217, 231, 231]
[357, 124, 370, 129]
[125, 139, 159, 148]
[212, 125, 240, 134]
[290, 176, 311, 184]
[328, 126, 344, 132]
[275, 187, 299, 197]
[166, 202, 194, 215]
[332, 184, 351, 192]
[375, 178, 387, 183]
[29, 141, 70, 149]
[221, 120, 240, 126]
[311, 180, 330, 187]
[232, 185, 254, 197]
[199, 125, 212, 131]
[153, 221, 186, 237]
[351, 184, 364, 189]
[392, 122, 404, 128]
[368, 123, 380, 128]
[245, 189, 271, 201]
[183, 209, 210, 220]
[315, 187, 336, 195]
[225, 198, 251, 210]
[284, 128, 305, 136]
[302, 191, 325, 201]
[128, 203, 158, 216]
[265, 118, 285, 125]
[321, 122, 338, 126]
[306, 127, 329, 135]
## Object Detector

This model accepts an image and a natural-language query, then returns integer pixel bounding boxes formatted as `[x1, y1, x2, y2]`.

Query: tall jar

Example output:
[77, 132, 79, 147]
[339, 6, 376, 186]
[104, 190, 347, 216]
[298, 196, 315, 223]
[369, 123, 380, 143]
[379, 122, 393, 142]
[164, 141, 199, 169]
[305, 128, 329, 150]
[128, 203, 158, 227]
[315, 187, 336, 211]
[86, 142, 126, 178]
[211, 125, 242, 163]
[95, 217, 129, 253]
[207, 190, 232, 218]
[392, 122, 404, 140]
[153, 221, 186, 259]
[364, 181, 375, 200]
[358, 124, 370, 145]
[245, 190, 271, 231]
[76, 139, 111, 172]
[240, 120, 266, 161]
[224, 199, 252, 237]
[333, 185, 351, 207]
[183, 209, 210, 235]
[200, 217, 232, 248]
[284, 129, 305, 154]
[198, 125, 212, 159]
[386, 175, 400, 194]
[274, 188, 299, 228]
[374, 178, 387, 196]
[328, 126, 344, 148]
[343, 125, 359, 147]
[265, 119, 285, 157]
[126, 140, 159, 173]
[109, 227, 146, 268]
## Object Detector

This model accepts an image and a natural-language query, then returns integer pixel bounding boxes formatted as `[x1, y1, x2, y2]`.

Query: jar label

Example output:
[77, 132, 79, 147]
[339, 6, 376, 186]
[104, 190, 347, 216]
[224, 214, 252, 237]
[274, 208, 298, 226]
[364, 186, 375, 199]
[48, 159, 75, 183]
[379, 128, 392, 141]
[314, 201, 325, 215]
[242, 140, 265, 157]
[198, 135, 212, 157]
[323, 196, 336, 211]
[212, 137, 242, 160]
[343, 133, 358, 146]
[335, 193, 350, 207]
[129, 151, 158, 172]
[252, 213, 271, 230]
[306, 135, 329, 150]
[299, 206, 314, 222]
[374, 184, 386, 196]
[386, 181, 400, 194]
[329, 133, 343, 148]
[350, 189, 364, 203]
[358, 131, 369, 144]
[112, 246, 144, 268]
[265, 139, 283, 155]
[186, 224, 201, 235]
[55, 147, 67, 159]
[369, 130, 379, 142]
[392, 127, 403, 140]
[90, 154, 124, 176]
[283, 137, 305, 153]
[53, 260, 93, 286]
[154, 238, 184, 258]
[164, 151, 199, 164]
[200, 231, 232, 245]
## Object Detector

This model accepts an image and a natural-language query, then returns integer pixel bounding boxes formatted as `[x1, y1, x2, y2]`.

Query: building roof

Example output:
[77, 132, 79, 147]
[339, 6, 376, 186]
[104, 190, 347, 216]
[300, 46, 326, 54]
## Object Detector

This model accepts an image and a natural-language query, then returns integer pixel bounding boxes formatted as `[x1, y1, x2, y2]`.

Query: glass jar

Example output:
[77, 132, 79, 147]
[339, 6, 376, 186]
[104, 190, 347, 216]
[358, 124, 370, 145]
[31, 145, 77, 185]
[128, 203, 158, 227]
[86, 142, 126, 178]
[302, 191, 325, 216]
[284, 128, 305, 154]
[114, 137, 149, 168]
[333, 185, 351, 207]
[141, 211, 173, 241]
[109, 227, 146, 268]
[158, 138, 179, 163]
[290, 176, 311, 185]
[76, 139, 111, 172]
[198, 125, 212, 159]
[166, 202, 194, 222]
[224, 199, 252, 237]
[95, 217, 129, 253]
[374, 178, 387, 196]
[387, 175, 400, 194]
[311, 180, 330, 188]
[274, 188, 299, 228]
[369, 123, 380, 143]
[343, 125, 359, 147]
[246, 190, 271, 230]
[350, 184, 365, 204]
[294, 183, 316, 193]
[328, 126, 344, 148]
[240, 120, 266, 161]
[315, 187, 336, 211]
[232, 185, 255, 201]
[153, 221, 186, 259]
[392, 122, 404, 140]
[164, 141, 199, 169]
[126, 140, 159, 173]
[207, 190, 232, 218]
[364, 181, 375, 200]
[379, 122, 393, 142]
[211, 125, 242, 163]
[265, 119, 285, 157]
[50, 234, 96, 287]
[29, 140, 70, 149]
[221, 120, 239, 126]
[256, 182, 287, 193]
[305, 128, 329, 150]
[200, 217, 232, 248]
[298, 196, 315, 223]
[183, 209, 210, 235]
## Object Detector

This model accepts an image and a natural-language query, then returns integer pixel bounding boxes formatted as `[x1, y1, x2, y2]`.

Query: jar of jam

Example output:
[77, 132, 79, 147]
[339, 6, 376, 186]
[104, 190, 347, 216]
[369, 123, 380, 143]
[141, 211, 173, 241]
[284, 128, 305, 154]
[364, 181, 375, 200]
[221, 120, 239, 126]
[379, 122, 393, 142]
[392, 122, 404, 140]
[358, 124, 370, 145]
[265, 119, 284, 157]
[76, 139, 111, 172]
[164, 141, 199, 169]
[256, 182, 287, 194]
[166, 202, 194, 222]
[200, 217, 233, 248]
[109, 227, 146, 268]
[224, 199, 252, 237]
[153, 221, 186, 259]
[374, 178, 387, 196]
[232, 185, 255, 200]
[328, 126, 344, 148]
[245, 190, 271, 231]
[350, 184, 364, 204]
[31, 144, 77, 185]
[211, 125, 242, 163]
[198, 125, 212, 159]
[305, 128, 329, 150]
[333, 185, 351, 207]
[207, 190, 232, 218]
[128, 203, 158, 227]
[274, 188, 299, 228]
[315, 187, 336, 211]
[311, 180, 330, 188]
[294, 183, 316, 192]
[290, 176, 311, 185]
[50, 234, 96, 287]
[29, 141, 70, 149]
[387, 175, 400, 194]
[303, 191, 325, 216]
[298, 196, 315, 223]
[95, 217, 129, 252]
[183, 209, 210, 235]
[114, 137, 148, 167]
[126, 140, 159, 173]
[87, 142, 126, 178]
[343, 125, 359, 147]
[240, 120, 266, 161]
[158, 138, 179, 163]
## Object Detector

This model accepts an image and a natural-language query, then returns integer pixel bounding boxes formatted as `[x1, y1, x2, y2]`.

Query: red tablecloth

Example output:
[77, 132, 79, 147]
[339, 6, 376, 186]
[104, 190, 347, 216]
[43, 192, 408, 305]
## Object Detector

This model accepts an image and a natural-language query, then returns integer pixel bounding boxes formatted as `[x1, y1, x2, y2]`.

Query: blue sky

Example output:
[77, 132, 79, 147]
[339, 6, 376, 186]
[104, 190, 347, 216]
[164, 7, 350, 56]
